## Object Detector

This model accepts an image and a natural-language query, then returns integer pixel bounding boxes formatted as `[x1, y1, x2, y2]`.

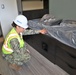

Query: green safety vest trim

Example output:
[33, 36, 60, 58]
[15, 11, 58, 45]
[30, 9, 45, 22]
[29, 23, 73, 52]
[2, 28, 25, 54]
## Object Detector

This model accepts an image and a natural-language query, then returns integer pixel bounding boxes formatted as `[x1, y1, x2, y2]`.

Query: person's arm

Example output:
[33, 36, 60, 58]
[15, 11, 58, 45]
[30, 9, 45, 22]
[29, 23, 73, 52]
[22, 28, 47, 35]
[22, 29, 39, 35]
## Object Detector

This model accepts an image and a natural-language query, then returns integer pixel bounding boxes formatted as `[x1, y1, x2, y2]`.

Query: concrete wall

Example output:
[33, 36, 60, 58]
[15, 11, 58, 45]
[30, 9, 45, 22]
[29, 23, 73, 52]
[49, 0, 76, 20]
[0, 0, 18, 38]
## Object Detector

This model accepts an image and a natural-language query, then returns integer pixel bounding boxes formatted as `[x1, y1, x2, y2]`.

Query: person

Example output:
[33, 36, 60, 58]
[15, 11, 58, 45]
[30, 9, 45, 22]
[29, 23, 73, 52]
[2, 15, 47, 71]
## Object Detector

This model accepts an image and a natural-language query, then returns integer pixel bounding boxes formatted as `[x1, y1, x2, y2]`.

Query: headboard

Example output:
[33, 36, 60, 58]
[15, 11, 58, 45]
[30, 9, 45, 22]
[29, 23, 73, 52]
[22, 0, 49, 20]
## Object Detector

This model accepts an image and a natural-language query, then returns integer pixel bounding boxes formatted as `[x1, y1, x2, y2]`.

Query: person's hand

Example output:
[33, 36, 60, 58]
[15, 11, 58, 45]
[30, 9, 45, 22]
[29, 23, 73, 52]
[39, 29, 47, 34]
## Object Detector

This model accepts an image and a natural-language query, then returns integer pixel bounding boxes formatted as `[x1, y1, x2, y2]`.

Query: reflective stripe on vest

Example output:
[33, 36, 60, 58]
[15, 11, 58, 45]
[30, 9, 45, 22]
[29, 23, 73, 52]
[2, 28, 24, 54]
[3, 34, 18, 53]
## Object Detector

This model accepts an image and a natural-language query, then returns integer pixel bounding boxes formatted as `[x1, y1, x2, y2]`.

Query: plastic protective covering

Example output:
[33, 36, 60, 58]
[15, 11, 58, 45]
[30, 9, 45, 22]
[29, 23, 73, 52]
[28, 18, 76, 49]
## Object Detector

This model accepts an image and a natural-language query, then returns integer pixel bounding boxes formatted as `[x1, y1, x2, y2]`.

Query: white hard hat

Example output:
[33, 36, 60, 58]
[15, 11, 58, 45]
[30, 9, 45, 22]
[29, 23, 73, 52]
[14, 15, 28, 28]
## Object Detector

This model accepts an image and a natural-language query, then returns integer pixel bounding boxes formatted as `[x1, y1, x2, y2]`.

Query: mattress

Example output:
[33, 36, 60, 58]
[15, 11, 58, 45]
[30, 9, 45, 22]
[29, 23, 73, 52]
[28, 19, 76, 49]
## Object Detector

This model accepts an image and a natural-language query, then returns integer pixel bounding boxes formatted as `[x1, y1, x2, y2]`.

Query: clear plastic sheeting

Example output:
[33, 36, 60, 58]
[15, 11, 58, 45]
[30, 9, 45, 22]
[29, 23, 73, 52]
[28, 19, 62, 29]
[43, 25, 76, 49]
[28, 19, 76, 49]
[28, 19, 44, 30]
[60, 20, 76, 27]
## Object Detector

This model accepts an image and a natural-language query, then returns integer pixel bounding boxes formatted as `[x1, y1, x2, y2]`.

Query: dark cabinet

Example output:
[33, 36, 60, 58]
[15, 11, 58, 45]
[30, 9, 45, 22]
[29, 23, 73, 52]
[23, 34, 76, 75]
[56, 57, 76, 75]
[56, 42, 76, 75]
[23, 34, 56, 63]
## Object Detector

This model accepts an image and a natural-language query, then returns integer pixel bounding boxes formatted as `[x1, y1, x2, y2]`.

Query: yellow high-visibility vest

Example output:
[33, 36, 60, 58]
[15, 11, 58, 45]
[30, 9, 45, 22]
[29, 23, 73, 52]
[2, 28, 25, 54]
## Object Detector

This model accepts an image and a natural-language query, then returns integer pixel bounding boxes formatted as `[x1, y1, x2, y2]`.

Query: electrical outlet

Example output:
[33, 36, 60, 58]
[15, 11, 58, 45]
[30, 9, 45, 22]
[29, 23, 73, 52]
[1, 4, 5, 9]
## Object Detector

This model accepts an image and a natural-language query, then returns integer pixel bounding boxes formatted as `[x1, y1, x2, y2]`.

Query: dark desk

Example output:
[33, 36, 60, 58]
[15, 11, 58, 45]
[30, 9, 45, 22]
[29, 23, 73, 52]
[23, 34, 76, 75]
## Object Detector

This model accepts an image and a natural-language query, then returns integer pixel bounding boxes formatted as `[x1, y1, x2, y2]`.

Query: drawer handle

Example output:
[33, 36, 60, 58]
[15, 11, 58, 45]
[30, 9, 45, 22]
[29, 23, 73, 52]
[42, 42, 48, 52]
[67, 63, 76, 69]
[67, 52, 76, 59]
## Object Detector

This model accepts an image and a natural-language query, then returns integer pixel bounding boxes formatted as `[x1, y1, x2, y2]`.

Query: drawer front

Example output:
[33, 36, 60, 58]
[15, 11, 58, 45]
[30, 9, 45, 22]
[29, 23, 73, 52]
[24, 34, 56, 63]
[56, 46, 76, 68]
[41, 41, 55, 55]
[37, 34, 56, 55]
[25, 34, 56, 55]
[57, 41, 76, 56]
[34, 42, 55, 63]
[41, 51, 55, 63]
[56, 57, 76, 75]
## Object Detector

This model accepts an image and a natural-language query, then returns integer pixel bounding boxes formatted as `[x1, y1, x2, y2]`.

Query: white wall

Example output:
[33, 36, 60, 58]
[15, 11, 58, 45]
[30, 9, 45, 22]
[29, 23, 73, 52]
[0, 0, 18, 38]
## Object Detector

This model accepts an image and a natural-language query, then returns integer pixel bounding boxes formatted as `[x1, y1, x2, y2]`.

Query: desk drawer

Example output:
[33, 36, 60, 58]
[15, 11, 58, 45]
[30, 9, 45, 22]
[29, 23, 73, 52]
[56, 57, 76, 75]
[56, 46, 76, 68]
[57, 41, 76, 56]
[25, 34, 56, 55]
[24, 34, 56, 63]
